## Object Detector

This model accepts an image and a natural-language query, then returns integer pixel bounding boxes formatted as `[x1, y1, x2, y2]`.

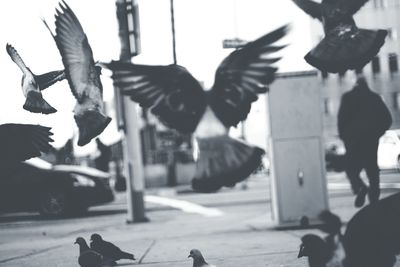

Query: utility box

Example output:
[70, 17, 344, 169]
[266, 71, 329, 228]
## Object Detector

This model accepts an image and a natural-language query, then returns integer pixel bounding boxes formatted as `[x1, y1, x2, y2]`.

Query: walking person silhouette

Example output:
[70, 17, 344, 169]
[338, 76, 392, 207]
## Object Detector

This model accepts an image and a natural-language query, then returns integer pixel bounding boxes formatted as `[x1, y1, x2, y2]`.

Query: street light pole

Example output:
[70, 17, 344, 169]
[170, 0, 177, 64]
[115, 0, 147, 223]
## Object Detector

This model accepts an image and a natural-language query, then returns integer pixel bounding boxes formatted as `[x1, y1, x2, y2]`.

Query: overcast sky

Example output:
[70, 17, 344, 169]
[0, 0, 313, 153]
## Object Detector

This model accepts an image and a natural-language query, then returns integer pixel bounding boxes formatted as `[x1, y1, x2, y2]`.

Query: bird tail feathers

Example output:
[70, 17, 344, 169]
[74, 110, 111, 146]
[192, 135, 264, 193]
[120, 252, 135, 260]
[23, 91, 57, 114]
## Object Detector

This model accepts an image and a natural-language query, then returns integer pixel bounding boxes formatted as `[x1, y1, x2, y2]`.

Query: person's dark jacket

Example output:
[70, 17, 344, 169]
[338, 82, 392, 143]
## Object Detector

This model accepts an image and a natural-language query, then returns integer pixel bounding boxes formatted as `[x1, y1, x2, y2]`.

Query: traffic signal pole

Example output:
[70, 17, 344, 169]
[115, 0, 148, 223]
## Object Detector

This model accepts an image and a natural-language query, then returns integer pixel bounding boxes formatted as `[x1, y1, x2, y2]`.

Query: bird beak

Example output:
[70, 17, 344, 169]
[188, 254, 192, 258]
[74, 241, 77, 244]
[297, 244, 305, 258]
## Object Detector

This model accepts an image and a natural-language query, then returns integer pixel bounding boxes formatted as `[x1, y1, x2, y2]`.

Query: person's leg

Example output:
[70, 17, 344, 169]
[365, 140, 380, 204]
[344, 144, 366, 194]
[345, 142, 368, 207]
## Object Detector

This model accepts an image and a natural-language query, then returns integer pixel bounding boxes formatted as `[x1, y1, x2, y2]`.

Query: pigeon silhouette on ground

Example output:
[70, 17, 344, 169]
[75, 237, 102, 267]
[298, 234, 332, 267]
[6, 44, 65, 114]
[343, 192, 400, 267]
[102, 25, 288, 193]
[90, 233, 135, 265]
[188, 249, 216, 267]
[43, 1, 111, 146]
[298, 210, 345, 267]
[300, 194, 400, 267]
[0, 123, 53, 167]
[292, 0, 387, 73]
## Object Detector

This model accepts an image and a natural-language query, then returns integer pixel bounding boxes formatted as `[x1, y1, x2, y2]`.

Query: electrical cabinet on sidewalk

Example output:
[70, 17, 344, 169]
[266, 71, 329, 228]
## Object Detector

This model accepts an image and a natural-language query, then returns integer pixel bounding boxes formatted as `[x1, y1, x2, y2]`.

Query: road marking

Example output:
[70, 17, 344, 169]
[145, 195, 224, 217]
[328, 183, 400, 190]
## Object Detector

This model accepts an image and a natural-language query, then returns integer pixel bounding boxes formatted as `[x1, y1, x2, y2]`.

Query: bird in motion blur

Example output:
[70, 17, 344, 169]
[6, 44, 65, 114]
[292, 0, 387, 73]
[102, 25, 288, 193]
[43, 1, 111, 146]
[0, 124, 54, 167]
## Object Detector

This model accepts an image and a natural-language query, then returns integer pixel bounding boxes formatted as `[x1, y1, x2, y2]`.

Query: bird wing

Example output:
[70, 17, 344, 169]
[35, 70, 66, 90]
[339, 0, 370, 16]
[292, 0, 322, 20]
[0, 124, 54, 165]
[6, 43, 29, 74]
[102, 61, 207, 133]
[208, 25, 288, 128]
[53, 0, 100, 102]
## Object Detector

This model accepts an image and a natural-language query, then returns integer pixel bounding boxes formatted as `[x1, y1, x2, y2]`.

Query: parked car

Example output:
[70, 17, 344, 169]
[0, 158, 114, 217]
[378, 130, 400, 170]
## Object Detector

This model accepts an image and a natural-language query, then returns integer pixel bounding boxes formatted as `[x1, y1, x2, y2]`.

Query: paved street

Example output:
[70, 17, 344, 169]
[1, 171, 400, 266]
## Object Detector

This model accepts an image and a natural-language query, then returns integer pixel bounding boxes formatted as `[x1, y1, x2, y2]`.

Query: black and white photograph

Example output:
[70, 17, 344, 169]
[0, 0, 400, 266]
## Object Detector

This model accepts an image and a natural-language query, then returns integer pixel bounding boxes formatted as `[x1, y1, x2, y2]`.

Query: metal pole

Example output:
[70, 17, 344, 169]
[116, 0, 147, 223]
[170, 0, 177, 64]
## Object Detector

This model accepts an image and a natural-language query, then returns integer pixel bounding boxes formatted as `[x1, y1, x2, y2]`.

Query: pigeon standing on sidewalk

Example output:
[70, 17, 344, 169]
[74, 237, 102, 267]
[298, 210, 345, 267]
[102, 25, 288, 193]
[6, 44, 65, 114]
[90, 233, 135, 264]
[0, 123, 54, 166]
[188, 249, 216, 267]
[292, 0, 387, 73]
[43, 1, 111, 146]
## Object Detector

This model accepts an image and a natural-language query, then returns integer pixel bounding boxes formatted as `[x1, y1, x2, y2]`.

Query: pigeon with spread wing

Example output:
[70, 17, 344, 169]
[292, 0, 387, 73]
[102, 25, 288, 193]
[44, 1, 111, 146]
[6, 44, 65, 114]
[0, 124, 54, 167]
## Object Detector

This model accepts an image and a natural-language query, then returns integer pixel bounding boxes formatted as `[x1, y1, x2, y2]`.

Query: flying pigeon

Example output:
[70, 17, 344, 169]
[44, 1, 111, 146]
[6, 44, 65, 114]
[102, 25, 288, 193]
[292, 0, 387, 73]
[298, 210, 345, 267]
[188, 249, 216, 267]
[90, 233, 135, 265]
[74, 237, 102, 267]
[0, 123, 54, 167]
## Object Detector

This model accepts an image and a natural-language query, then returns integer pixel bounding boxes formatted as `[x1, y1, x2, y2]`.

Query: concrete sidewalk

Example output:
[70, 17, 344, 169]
[2, 175, 400, 266]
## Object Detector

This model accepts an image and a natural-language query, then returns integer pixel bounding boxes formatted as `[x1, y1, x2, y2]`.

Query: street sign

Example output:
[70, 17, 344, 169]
[222, 38, 247, 49]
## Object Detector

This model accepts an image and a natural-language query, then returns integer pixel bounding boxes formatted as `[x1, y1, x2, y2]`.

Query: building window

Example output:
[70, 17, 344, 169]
[389, 53, 398, 73]
[323, 98, 333, 115]
[372, 56, 381, 74]
[373, 0, 388, 8]
[392, 92, 400, 110]
[387, 28, 398, 40]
